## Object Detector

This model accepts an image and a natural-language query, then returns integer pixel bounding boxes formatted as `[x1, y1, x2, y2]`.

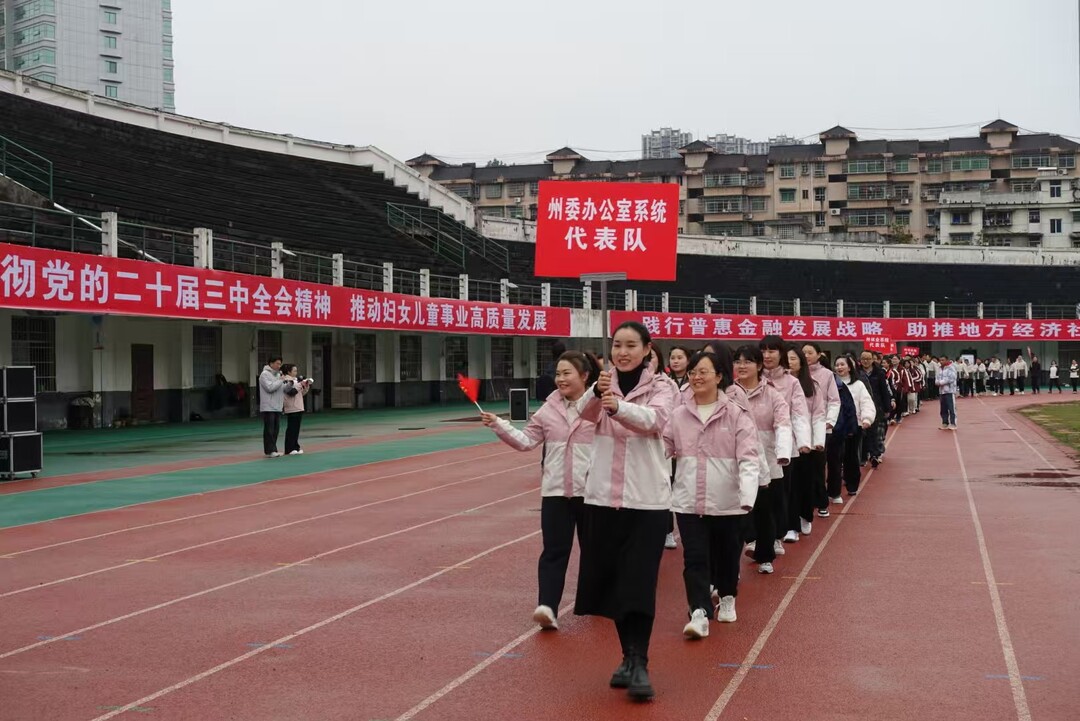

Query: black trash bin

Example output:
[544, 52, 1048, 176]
[67, 402, 94, 430]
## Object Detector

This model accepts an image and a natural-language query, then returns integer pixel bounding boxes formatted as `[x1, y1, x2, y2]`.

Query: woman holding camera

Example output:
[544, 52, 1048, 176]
[281, 364, 311, 455]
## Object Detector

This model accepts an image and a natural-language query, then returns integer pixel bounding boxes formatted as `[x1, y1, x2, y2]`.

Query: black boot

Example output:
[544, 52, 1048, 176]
[627, 656, 654, 701]
[609, 656, 632, 688]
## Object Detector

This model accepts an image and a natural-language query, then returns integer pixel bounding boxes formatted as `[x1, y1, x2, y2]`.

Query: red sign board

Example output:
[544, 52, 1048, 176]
[0, 243, 571, 336]
[864, 336, 894, 353]
[534, 180, 679, 281]
[610, 310, 1080, 343]
[901, 346, 921, 357]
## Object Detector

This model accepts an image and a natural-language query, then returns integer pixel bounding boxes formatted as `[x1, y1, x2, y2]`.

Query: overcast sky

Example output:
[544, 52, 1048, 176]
[174, 0, 1080, 164]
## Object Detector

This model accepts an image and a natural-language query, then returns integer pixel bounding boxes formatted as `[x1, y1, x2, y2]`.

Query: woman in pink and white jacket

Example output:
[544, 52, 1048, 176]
[803, 342, 840, 518]
[576, 321, 677, 702]
[663, 350, 760, 639]
[733, 344, 792, 575]
[482, 350, 600, 632]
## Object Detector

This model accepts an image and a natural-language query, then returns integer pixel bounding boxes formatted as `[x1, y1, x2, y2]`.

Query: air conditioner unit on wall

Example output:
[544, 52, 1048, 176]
[901, 198, 910, 204]
[829, 208, 842, 216]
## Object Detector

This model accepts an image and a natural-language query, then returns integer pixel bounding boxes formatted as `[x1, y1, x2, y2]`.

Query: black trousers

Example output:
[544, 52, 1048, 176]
[676, 513, 743, 613]
[771, 465, 791, 541]
[749, 482, 777, 562]
[1048, 378, 1062, 393]
[1016, 375, 1026, 393]
[927, 374, 938, 398]
[827, 432, 862, 497]
[806, 448, 828, 511]
[538, 496, 585, 612]
[284, 412, 304, 454]
[1072, 378, 1079, 392]
[262, 412, 280, 454]
[1008, 377, 1015, 394]
[788, 452, 816, 528]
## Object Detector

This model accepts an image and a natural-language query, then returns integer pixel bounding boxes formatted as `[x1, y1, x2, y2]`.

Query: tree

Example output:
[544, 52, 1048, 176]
[888, 222, 915, 244]
[485, 158, 506, 167]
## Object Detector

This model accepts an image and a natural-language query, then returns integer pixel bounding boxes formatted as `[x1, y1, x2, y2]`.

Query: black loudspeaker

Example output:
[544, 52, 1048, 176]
[1, 400, 36, 433]
[0, 433, 42, 476]
[1, 367, 35, 399]
[509, 388, 530, 422]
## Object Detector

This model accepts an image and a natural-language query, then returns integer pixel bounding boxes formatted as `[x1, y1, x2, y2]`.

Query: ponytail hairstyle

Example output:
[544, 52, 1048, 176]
[557, 350, 601, 387]
[787, 344, 815, 398]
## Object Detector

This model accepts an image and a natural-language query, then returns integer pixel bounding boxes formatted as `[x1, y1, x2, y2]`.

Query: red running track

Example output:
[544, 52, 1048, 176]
[0, 394, 1077, 720]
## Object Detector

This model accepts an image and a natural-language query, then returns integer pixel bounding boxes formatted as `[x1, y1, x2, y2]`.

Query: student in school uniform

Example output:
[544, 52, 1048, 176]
[832, 355, 876, 498]
[802, 343, 840, 518]
[760, 336, 811, 548]
[575, 321, 677, 702]
[732, 344, 792, 575]
[1070, 360, 1079, 393]
[482, 350, 599, 631]
[663, 351, 760, 638]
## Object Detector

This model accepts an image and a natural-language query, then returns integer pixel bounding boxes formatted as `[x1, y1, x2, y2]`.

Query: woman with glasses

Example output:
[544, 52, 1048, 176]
[664, 351, 760, 638]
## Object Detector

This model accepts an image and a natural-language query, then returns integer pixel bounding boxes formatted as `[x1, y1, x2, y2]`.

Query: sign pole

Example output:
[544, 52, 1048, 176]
[581, 272, 627, 365]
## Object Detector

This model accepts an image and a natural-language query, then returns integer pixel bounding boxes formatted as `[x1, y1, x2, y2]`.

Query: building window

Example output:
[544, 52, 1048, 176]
[779, 164, 795, 179]
[1059, 155, 1075, 169]
[703, 222, 746, 236]
[813, 162, 826, 178]
[951, 211, 971, 225]
[163, 66, 173, 82]
[13, 47, 55, 69]
[848, 183, 888, 200]
[847, 211, 889, 227]
[800, 163, 810, 176]
[1029, 210, 1040, 223]
[104, 10, 117, 24]
[749, 197, 767, 211]
[484, 184, 503, 199]
[814, 187, 826, 202]
[507, 183, 525, 198]
[14, 22, 55, 45]
[103, 34, 117, 49]
[163, 42, 173, 60]
[1011, 180, 1036, 193]
[105, 60, 118, 74]
[1050, 218, 1063, 234]
[353, 334, 375, 382]
[814, 212, 826, 227]
[192, 326, 222, 387]
[847, 159, 886, 174]
[32, 72, 56, 82]
[399, 336, 422, 381]
[163, 91, 175, 107]
[798, 189, 807, 200]
[751, 222, 766, 236]
[1011, 154, 1052, 169]
[895, 211, 911, 226]
[491, 338, 514, 378]
[104, 84, 118, 98]
[162, 0, 171, 9]
[926, 210, 940, 228]
[443, 337, 469, 379]
[452, 184, 475, 199]
[704, 197, 745, 213]
[528, 181, 540, 196]
[892, 158, 910, 173]
[949, 156, 989, 171]
[163, 18, 172, 35]
[926, 159, 943, 173]
[1050, 181, 1062, 198]
[779, 188, 796, 203]
[13, 0, 55, 22]
[949, 233, 974, 245]
[11, 316, 56, 393]
[257, 330, 282, 367]
[480, 206, 505, 218]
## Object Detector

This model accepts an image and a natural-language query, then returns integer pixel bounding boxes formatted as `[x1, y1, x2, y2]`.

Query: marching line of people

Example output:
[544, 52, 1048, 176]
[480, 325, 939, 702]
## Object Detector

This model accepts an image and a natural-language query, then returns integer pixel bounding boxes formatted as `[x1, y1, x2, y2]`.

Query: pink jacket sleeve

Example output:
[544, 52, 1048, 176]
[612, 377, 676, 435]
[825, 373, 840, 430]
[771, 391, 793, 463]
[734, 409, 761, 510]
[491, 414, 545, 452]
[789, 387, 812, 451]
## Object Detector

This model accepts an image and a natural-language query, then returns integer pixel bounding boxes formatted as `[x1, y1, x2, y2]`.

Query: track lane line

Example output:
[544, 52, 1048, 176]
[86, 528, 543, 721]
[0, 460, 533, 599]
[0, 449, 514, 557]
[0, 482, 540, 660]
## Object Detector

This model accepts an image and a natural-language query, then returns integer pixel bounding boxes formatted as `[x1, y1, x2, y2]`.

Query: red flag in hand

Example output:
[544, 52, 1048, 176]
[457, 373, 480, 404]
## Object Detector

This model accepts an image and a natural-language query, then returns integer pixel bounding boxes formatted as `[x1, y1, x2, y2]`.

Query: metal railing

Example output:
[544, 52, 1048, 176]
[800, 301, 837, 317]
[282, 249, 336, 286]
[387, 203, 510, 272]
[469, 278, 502, 303]
[394, 267, 422, 297]
[430, 273, 460, 299]
[0, 202, 99, 254]
[213, 235, 273, 277]
[386, 203, 466, 269]
[116, 221, 195, 266]
[509, 284, 543, 307]
[550, 286, 584, 308]
[934, 304, 980, 319]
[0, 135, 53, 200]
[341, 258, 383, 291]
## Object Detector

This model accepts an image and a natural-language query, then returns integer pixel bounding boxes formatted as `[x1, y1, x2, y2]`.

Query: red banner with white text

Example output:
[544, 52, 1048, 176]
[535, 180, 680, 281]
[0, 243, 571, 336]
[610, 311, 1080, 343]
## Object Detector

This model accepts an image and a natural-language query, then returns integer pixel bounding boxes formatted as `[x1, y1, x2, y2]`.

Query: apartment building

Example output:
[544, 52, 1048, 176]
[0, 0, 175, 111]
[642, 127, 693, 159]
[408, 120, 1080, 249]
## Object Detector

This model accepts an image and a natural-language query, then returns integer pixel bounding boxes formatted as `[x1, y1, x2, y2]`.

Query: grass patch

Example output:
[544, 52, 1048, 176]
[1019, 402, 1080, 455]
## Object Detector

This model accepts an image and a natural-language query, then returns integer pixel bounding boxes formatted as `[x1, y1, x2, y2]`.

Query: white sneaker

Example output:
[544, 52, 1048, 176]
[745, 540, 756, 553]
[773, 539, 785, 556]
[533, 605, 558, 630]
[664, 533, 677, 549]
[710, 585, 720, 606]
[268, 452, 280, 458]
[716, 596, 737, 623]
[296, 449, 304, 454]
[758, 562, 774, 574]
[830, 496, 844, 505]
[783, 530, 799, 543]
[683, 608, 709, 639]
[288, 450, 301, 455]
[817, 508, 830, 518]
[800, 519, 812, 536]
[948, 424, 957, 431]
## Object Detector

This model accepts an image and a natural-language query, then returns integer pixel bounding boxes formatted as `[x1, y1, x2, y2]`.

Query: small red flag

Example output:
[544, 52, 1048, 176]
[456, 373, 480, 404]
